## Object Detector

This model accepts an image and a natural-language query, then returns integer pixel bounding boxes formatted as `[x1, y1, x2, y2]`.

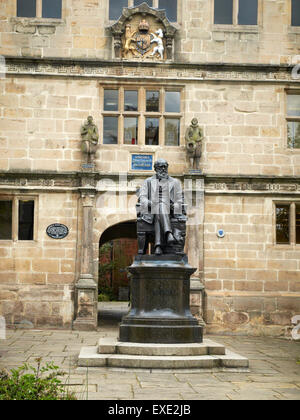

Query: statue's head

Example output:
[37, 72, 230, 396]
[87, 116, 93, 124]
[154, 159, 169, 179]
[191, 118, 198, 126]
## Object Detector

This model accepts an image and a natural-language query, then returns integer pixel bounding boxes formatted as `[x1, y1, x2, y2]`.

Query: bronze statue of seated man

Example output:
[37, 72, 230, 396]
[137, 159, 187, 255]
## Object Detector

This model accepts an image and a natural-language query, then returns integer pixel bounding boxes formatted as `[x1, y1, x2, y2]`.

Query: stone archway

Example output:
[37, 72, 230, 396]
[99, 220, 137, 247]
[98, 220, 138, 324]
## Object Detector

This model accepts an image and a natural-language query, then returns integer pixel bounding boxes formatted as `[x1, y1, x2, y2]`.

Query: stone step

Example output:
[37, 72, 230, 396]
[98, 338, 226, 356]
[78, 346, 249, 369]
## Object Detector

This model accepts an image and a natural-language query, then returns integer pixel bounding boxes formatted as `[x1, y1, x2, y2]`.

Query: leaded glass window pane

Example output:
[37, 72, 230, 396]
[124, 117, 138, 145]
[292, 0, 300, 26]
[146, 91, 159, 112]
[18, 200, 34, 241]
[165, 91, 180, 113]
[42, 0, 62, 18]
[165, 118, 180, 146]
[134, 0, 153, 7]
[287, 95, 300, 117]
[296, 205, 300, 244]
[276, 205, 290, 244]
[145, 118, 159, 145]
[238, 0, 257, 25]
[159, 0, 177, 22]
[17, 0, 36, 17]
[124, 90, 138, 111]
[103, 116, 118, 144]
[109, 0, 127, 20]
[288, 121, 300, 149]
[214, 0, 233, 24]
[104, 89, 119, 111]
[0, 201, 12, 240]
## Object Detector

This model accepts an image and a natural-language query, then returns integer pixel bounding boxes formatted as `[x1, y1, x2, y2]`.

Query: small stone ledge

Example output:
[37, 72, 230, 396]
[10, 17, 65, 27]
[98, 338, 226, 356]
[212, 24, 260, 34]
[11, 17, 65, 35]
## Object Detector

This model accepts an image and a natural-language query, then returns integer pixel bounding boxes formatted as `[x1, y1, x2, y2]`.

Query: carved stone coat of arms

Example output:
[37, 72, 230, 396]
[123, 19, 164, 60]
[109, 3, 177, 61]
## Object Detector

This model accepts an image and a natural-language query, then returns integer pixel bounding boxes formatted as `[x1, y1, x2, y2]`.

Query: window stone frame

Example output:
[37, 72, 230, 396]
[286, 90, 300, 150]
[12, 0, 65, 32]
[100, 83, 183, 147]
[0, 195, 38, 243]
[274, 200, 300, 246]
[212, 0, 262, 33]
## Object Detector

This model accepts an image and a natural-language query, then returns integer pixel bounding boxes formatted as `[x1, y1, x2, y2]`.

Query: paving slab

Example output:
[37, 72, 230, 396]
[0, 303, 299, 400]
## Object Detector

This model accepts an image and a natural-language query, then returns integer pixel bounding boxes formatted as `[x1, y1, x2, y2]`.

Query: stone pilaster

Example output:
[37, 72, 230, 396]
[73, 178, 98, 331]
[185, 176, 206, 326]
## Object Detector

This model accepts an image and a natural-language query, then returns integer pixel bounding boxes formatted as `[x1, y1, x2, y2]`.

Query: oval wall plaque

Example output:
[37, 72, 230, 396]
[46, 224, 69, 239]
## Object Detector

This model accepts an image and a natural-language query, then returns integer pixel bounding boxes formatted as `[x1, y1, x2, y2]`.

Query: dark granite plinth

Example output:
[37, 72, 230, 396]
[119, 255, 203, 344]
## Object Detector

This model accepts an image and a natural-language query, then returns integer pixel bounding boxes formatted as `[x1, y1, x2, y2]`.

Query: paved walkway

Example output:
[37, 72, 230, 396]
[0, 302, 299, 400]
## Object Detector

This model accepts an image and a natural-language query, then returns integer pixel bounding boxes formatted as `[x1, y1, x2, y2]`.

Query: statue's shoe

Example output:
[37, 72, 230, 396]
[155, 246, 162, 255]
[166, 232, 176, 245]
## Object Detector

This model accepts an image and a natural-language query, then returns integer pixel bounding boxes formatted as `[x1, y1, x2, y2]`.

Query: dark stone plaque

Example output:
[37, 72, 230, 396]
[46, 223, 69, 239]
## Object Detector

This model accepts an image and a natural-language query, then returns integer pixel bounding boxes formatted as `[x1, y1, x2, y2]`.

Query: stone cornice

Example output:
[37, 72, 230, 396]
[204, 175, 300, 195]
[0, 171, 299, 195]
[4, 56, 300, 83]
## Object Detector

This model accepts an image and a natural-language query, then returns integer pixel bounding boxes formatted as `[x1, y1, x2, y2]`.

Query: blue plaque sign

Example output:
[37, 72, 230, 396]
[131, 154, 153, 171]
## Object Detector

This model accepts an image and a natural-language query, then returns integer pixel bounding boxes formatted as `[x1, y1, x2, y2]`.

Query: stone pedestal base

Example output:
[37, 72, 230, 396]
[73, 274, 97, 331]
[119, 255, 203, 344]
[78, 338, 249, 369]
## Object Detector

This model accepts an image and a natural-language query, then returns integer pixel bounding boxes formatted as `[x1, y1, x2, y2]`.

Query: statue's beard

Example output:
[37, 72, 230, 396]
[156, 170, 168, 180]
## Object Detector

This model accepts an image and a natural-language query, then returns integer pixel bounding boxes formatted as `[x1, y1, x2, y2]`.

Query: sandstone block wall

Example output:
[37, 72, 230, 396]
[0, 77, 100, 172]
[0, 0, 299, 334]
[185, 82, 300, 177]
[0, 191, 79, 327]
[0, 0, 299, 64]
[0, 77, 299, 177]
[204, 194, 300, 336]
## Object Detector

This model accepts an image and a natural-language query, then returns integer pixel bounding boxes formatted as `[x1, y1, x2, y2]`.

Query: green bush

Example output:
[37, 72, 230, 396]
[0, 358, 76, 400]
[98, 286, 117, 301]
[98, 293, 110, 302]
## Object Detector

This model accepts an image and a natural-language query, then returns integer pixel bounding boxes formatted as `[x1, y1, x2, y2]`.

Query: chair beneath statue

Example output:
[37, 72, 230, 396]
[136, 202, 187, 255]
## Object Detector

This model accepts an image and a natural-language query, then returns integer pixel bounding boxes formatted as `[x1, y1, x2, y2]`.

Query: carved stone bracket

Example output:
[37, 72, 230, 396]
[108, 2, 177, 61]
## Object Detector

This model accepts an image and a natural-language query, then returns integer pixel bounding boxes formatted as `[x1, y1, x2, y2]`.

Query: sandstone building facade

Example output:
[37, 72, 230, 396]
[0, 0, 299, 336]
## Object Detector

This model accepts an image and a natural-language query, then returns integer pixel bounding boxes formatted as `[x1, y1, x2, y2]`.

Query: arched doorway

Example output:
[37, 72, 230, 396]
[98, 221, 137, 324]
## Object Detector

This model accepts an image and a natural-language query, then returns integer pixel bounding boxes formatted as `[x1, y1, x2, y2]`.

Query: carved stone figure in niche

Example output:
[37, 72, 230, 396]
[80, 116, 99, 165]
[136, 159, 187, 255]
[150, 29, 164, 60]
[185, 118, 203, 171]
